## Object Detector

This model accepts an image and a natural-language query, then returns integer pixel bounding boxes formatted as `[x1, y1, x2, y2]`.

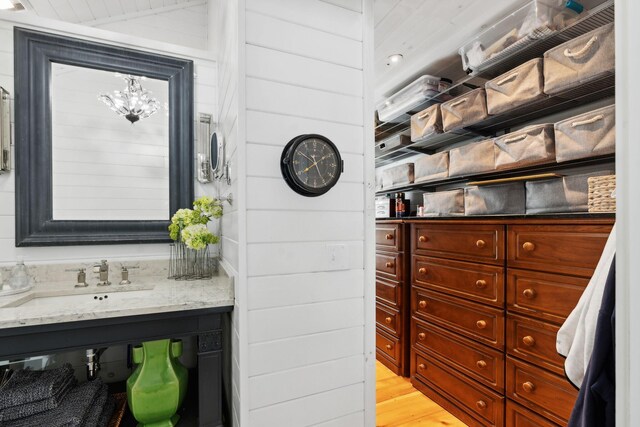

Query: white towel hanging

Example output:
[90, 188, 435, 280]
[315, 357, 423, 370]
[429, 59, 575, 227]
[556, 223, 616, 388]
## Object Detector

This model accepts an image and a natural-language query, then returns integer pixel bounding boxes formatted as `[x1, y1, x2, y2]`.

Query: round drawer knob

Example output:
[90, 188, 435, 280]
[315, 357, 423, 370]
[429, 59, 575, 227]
[418, 300, 427, 309]
[476, 360, 487, 369]
[522, 335, 536, 347]
[476, 320, 487, 329]
[418, 235, 428, 243]
[476, 239, 486, 248]
[476, 400, 487, 410]
[418, 363, 426, 371]
[522, 241, 536, 252]
[522, 381, 536, 393]
[386, 344, 392, 350]
[418, 267, 427, 275]
[385, 317, 392, 324]
[385, 233, 393, 240]
[475, 279, 487, 289]
[385, 261, 394, 268]
[418, 332, 426, 341]
[522, 288, 537, 299]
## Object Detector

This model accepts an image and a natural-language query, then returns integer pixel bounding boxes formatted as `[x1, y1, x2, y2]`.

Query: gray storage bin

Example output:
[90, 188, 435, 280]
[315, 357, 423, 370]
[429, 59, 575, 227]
[543, 22, 615, 95]
[381, 163, 414, 189]
[441, 88, 489, 132]
[525, 171, 613, 214]
[423, 189, 465, 217]
[449, 139, 496, 177]
[494, 123, 555, 169]
[465, 182, 526, 216]
[554, 104, 615, 162]
[414, 152, 449, 183]
[375, 169, 384, 191]
[411, 104, 443, 142]
[485, 58, 545, 115]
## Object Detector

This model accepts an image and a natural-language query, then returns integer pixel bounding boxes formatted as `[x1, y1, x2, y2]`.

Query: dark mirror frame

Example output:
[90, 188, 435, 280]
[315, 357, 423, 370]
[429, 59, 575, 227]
[14, 28, 194, 247]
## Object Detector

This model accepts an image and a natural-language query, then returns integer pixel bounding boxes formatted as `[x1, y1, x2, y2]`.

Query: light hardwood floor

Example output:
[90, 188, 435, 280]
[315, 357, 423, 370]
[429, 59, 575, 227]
[376, 361, 467, 427]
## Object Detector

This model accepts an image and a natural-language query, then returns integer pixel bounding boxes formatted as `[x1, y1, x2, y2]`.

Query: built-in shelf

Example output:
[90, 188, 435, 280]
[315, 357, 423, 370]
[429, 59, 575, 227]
[376, 154, 616, 195]
[374, 0, 615, 167]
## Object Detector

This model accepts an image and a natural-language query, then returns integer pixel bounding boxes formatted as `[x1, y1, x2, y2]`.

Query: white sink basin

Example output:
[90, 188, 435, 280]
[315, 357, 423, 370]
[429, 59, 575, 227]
[1, 289, 154, 308]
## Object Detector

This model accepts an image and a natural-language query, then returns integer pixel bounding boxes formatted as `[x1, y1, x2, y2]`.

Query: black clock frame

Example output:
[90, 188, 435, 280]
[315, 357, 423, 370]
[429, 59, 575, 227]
[280, 134, 343, 197]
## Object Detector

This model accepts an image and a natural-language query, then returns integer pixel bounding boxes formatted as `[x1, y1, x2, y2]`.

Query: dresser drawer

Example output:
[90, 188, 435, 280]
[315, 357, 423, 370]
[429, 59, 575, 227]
[413, 351, 505, 427]
[376, 252, 403, 281]
[507, 269, 588, 324]
[506, 400, 560, 427]
[412, 223, 505, 265]
[376, 328, 401, 364]
[413, 317, 504, 391]
[376, 302, 401, 336]
[507, 314, 565, 376]
[376, 223, 402, 251]
[413, 256, 505, 307]
[376, 277, 401, 308]
[507, 224, 612, 277]
[412, 287, 505, 349]
[507, 357, 578, 425]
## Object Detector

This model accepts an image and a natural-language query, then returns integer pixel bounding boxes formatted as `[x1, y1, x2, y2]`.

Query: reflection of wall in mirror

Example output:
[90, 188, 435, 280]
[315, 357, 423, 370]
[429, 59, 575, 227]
[50, 64, 170, 221]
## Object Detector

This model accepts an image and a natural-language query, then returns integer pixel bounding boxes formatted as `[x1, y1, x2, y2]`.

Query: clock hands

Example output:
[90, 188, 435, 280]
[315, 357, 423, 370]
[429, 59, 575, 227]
[302, 154, 333, 173]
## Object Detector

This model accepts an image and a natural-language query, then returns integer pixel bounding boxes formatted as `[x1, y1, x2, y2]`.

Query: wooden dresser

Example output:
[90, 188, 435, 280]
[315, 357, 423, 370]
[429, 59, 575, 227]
[398, 217, 614, 427]
[375, 220, 410, 376]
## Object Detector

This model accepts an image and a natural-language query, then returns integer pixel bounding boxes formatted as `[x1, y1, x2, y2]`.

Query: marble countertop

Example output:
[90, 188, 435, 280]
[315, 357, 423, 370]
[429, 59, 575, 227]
[0, 269, 234, 330]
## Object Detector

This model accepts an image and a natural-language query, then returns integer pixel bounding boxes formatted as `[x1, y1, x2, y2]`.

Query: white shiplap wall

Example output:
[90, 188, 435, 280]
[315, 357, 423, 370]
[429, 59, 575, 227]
[89, 2, 210, 51]
[0, 13, 216, 264]
[214, 0, 244, 426]
[227, 0, 375, 425]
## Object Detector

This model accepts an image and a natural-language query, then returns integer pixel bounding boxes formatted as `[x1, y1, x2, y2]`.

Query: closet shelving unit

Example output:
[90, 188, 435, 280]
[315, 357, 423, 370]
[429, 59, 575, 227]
[374, 0, 615, 176]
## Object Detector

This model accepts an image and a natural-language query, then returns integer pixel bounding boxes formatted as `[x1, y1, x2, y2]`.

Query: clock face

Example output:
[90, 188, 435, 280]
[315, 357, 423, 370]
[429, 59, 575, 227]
[281, 134, 343, 197]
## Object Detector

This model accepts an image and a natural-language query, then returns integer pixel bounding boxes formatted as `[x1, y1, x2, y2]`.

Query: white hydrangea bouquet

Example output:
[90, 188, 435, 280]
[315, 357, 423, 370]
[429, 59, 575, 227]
[168, 196, 223, 280]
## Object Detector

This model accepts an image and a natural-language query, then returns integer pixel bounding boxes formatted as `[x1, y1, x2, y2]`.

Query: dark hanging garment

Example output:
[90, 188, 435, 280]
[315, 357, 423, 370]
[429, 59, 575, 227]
[568, 255, 615, 427]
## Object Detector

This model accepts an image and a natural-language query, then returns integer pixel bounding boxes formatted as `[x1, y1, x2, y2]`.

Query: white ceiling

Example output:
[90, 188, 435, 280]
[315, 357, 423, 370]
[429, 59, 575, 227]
[373, 0, 531, 101]
[21, 0, 197, 24]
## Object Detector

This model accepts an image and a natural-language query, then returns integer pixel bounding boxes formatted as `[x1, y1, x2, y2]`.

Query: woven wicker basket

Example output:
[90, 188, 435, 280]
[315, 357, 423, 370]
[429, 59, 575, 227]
[588, 175, 616, 213]
[107, 392, 128, 427]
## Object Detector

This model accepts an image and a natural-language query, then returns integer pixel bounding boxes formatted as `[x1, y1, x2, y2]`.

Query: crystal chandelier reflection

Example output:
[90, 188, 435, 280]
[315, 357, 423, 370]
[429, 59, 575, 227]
[98, 73, 160, 124]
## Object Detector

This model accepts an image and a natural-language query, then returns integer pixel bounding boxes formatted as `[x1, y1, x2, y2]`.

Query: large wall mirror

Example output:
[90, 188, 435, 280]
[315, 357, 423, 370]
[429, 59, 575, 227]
[14, 28, 193, 246]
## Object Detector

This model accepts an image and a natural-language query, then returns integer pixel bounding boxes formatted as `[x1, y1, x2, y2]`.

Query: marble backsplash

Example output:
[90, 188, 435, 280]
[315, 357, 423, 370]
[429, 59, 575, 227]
[0, 259, 170, 287]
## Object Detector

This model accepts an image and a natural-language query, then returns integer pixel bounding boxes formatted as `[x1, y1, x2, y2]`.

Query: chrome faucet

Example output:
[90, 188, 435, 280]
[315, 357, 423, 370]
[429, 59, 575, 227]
[94, 260, 111, 286]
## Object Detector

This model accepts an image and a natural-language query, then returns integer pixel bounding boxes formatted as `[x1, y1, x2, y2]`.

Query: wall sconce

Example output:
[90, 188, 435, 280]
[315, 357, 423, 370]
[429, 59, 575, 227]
[0, 87, 10, 174]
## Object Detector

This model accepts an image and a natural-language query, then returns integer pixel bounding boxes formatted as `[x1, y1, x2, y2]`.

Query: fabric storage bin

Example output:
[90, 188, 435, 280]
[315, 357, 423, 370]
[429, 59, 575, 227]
[375, 169, 384, 191]
[494, 123, 555, 169]
[554, 104, 615, 163]
[382, 163, 414, 189]
[423, 189, 465, 217]
[375, 134, 412, 158]
[525, 171, 612, 214]
[464, 182, 525, 215]
[449, 139, 495, 177]
[485, 58, 545, 115]
[377, 75, 446, 123]
[543, 22, 615, 95]
[441, 88, 489, 132]
[414, 152, 449, 183]
[411, 104, 442, 142]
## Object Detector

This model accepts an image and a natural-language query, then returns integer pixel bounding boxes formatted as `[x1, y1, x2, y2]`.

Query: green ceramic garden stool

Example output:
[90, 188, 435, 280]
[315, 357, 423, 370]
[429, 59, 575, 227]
[127, 339, 188, 427]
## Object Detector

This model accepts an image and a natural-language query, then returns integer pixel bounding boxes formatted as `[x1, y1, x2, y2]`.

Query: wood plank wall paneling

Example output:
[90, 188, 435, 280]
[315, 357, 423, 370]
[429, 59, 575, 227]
[92, 3, 209, 50]
[0, 18, 216, 264]
[241, 1, 369, 424]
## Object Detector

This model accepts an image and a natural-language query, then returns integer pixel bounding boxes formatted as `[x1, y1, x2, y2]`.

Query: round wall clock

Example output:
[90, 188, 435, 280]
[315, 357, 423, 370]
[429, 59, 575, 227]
[280, 134, 343, 197]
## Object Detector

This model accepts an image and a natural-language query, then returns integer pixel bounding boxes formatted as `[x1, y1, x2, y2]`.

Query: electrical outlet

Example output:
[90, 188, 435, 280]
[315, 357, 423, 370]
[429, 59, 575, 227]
[326, 244, 347, 270]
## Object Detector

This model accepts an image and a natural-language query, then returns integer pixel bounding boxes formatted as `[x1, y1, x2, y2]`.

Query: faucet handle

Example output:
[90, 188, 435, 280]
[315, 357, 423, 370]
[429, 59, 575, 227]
[119, 266, 131, 285]
[75, 268, 89, 288]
